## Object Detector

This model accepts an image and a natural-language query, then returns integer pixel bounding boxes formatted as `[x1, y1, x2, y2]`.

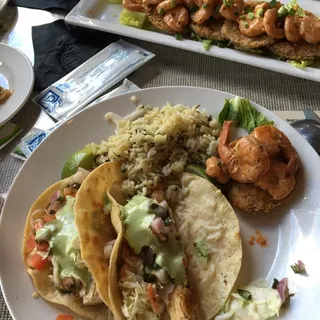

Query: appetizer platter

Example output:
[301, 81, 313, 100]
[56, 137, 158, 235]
[66, 0, 320, 82]
[0, 87, 320, 320]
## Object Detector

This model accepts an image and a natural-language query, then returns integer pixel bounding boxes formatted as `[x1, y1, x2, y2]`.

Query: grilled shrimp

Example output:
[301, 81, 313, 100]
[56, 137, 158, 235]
[263, 8, 285, 38]
[191, 0, 215, 25]
[157, 0, 183, 14]
[251, 125, 300, 176]
[255, 160, 296, 200]
[206, 156, 230, 184]
[219, 0, 244, 22]
[284, 15, 301, 43]
[300, 15, 320, 44]
[218, 121, 270, 183]
[239, 3, 269, 37]
[163, 6, 189, 32]
[143, 0, 162, 5]
[123, 0, 144, 11]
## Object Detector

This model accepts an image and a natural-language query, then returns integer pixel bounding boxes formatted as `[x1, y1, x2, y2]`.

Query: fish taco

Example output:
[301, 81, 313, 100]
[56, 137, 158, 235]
[22, 168, 114, 320]
[74, 161, 242, 320]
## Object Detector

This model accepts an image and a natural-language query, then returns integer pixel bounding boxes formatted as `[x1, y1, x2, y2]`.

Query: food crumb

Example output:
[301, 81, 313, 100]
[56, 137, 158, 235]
[248, 230, 268, 247]
[255, 230, 268, 247]
[131, 95, 138, 103]
[32, 291, 40, 298]
[0, 86, 12, 104]
[248, 236, 255, 246]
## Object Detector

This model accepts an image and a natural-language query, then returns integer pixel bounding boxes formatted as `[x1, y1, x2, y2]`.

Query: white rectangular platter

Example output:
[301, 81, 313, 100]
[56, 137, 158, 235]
[66, 0, 320, 82]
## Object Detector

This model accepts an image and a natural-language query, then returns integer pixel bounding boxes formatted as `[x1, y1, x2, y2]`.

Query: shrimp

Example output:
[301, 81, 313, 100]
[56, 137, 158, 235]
[205, 156, 230, 184]
[219, 0, 244, 22]
[123, 0, 144, 12]
[255, 160, 296, 200]
[239, 18, 265, 37]
[191, 2, 214, 25]
[284, 15, 301, 43]
[157, 0, 183, 14]
[263, 8, 285, 39]
[251, 125, 300, 176]
[143, 0, 162, 5]
[183, 0, 196, 9]
[163, 6, 189, 32]
[239, 3, 268, 37]
[218, 121, 270, 183]
[300, 15, 320, 44]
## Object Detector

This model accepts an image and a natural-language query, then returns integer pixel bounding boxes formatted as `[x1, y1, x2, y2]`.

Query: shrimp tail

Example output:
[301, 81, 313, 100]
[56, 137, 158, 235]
[285, 157, 299, 176]
[219, 120, 233, 145]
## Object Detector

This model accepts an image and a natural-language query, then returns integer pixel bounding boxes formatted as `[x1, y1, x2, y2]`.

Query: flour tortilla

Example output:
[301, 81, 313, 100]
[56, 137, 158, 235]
[74, 162, 124, 312]
[167, 173, 242, 319]
[22, 178, 112, 320]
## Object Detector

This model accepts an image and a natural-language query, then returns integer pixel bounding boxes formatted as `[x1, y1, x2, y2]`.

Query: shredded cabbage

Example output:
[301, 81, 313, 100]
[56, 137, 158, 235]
[216, 282, 282, 320]
[119, 270, 158, 320]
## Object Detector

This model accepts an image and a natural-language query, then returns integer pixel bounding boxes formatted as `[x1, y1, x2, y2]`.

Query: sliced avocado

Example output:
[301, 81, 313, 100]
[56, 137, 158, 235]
[62, 146, 94, 179]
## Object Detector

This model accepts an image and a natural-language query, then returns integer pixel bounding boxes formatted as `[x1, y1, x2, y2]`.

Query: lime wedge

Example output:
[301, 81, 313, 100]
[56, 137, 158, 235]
[62, 147, 95, 179]
[184, 164, 218, 186]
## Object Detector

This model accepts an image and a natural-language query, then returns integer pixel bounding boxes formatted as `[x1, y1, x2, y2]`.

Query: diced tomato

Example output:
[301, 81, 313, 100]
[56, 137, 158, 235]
[43, 213, 56, 223]
[147, 283, 161, 315]
[55, 315, 74, 320]
[34, 220, 45, 231]
[26, 253, 49, 271]
[25, 234, 37, 252]
[37, 241, 49, 252]
[63, 187, 76, 197]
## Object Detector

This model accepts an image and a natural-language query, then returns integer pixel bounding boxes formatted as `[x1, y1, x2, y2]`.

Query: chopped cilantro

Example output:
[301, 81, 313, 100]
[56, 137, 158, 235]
[194, 240, 209, 260]
[248, 12, 255, 20]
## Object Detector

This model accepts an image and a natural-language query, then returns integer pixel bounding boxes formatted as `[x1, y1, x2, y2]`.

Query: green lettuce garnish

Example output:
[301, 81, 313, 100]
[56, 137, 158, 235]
[107, 0, 122, 3]
[234, 46, 263, 55]
[288, 60, 313, 69]
[218, 96, 274, 133]
[119, 9, 147, 29]
[203, 40, 213, 51]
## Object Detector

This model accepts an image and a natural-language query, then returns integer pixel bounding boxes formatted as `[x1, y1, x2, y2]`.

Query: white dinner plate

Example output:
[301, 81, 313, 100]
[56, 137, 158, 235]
[0, 43, 34, 126]
[1, 87, 320, 319]
[66, 0, 320, 82]
[0, 0, 8, 14]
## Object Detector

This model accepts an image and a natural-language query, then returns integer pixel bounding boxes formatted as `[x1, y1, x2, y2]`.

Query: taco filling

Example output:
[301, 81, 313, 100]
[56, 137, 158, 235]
[112, 194, 197, 319]
[24, 169, 103, 307]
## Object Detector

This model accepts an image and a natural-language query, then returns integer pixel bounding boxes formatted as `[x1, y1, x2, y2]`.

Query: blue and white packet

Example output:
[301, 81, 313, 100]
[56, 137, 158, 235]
[11, 78, 142, 160]
[11, 127, 54, 160]
[33, 40, 154, 121]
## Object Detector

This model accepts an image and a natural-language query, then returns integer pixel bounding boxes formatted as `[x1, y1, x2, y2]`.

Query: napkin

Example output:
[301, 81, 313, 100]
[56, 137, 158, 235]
[32, 20, 120, 90]
[8, 0, 80, 12]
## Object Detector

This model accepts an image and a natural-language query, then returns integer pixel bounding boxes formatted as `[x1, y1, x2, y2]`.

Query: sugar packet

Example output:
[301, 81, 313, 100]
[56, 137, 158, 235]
[33, 39, 153, 121]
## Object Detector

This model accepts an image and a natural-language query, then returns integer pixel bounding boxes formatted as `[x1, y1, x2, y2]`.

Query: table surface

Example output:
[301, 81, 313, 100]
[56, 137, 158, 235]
[1, 3, 320, 320]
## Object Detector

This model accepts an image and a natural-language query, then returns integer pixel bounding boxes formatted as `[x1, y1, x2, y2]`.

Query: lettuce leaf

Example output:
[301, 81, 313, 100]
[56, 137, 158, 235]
[288, 60, 313, 69]
[218, 96, 274, 133]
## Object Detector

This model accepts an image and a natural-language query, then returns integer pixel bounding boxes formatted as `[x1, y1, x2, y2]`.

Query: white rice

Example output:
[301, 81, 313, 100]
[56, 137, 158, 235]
[92, 103, 220, 195]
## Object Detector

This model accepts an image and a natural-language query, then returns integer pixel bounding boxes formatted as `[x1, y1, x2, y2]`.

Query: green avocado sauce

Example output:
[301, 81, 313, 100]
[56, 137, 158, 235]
[35, 196, 90, 287]
[122, 195, 186, 285]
